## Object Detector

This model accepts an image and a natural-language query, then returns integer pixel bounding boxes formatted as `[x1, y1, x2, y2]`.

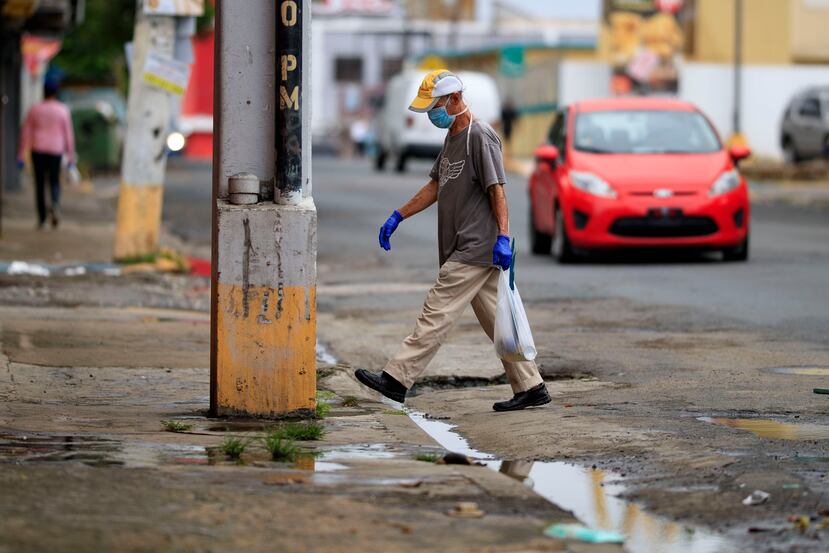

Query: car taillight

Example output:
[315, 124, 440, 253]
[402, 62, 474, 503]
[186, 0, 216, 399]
[406, 116, 414, 128]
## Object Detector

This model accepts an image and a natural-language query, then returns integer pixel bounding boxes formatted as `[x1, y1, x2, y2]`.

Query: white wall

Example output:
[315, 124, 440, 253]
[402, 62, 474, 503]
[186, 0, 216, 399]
[680, 62, 829, 160]
[557, 60, 611, 106]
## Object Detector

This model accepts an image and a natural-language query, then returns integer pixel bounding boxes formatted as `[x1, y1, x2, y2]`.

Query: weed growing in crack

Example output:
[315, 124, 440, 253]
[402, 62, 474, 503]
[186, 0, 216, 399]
[316, 367, 334, 380]
[219, 437, 247, 459]
[262, 430, 299, 462]
[316, 390, 336, 401]
[382, 408, 407, 416]
[162, 420, 194, 433]
[414, 453, 440, 463]
[315, 401, 331, 419]
[341, 396, 361, 408]
[281, 422, 325, 441]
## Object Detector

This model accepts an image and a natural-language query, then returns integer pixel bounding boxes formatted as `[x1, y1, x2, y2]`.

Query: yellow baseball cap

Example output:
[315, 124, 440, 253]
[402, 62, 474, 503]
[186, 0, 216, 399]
[409, 69, 465, 113]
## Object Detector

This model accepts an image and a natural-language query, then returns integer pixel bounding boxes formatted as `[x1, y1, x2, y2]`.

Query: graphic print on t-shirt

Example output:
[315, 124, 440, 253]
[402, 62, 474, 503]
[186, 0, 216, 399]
[439, 157, 465, 187]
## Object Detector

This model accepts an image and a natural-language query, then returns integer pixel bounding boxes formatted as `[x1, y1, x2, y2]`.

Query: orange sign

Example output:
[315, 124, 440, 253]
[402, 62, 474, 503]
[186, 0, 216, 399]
[21, 35, 62, 75]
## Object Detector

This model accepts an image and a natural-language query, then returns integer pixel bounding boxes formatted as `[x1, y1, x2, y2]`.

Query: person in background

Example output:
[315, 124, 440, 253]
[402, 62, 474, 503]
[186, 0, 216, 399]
[17, 79, 76, 229]
[500, 98, 519, 156]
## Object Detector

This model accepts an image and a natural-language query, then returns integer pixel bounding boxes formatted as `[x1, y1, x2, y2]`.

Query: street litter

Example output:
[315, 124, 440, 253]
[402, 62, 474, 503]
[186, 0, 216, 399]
[788, 515, 810, 531]
[398, 480, 423, 488]
[494, 243, 536, 362]
[742, 490, 770, 506]
[0, 261, 122, 277]
[543, 523, 625, 544]
[447, 502, 485, 518]
[7, 261, 50, 276]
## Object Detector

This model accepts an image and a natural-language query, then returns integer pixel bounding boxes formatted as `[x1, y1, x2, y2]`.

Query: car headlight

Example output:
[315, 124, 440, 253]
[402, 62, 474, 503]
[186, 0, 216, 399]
[709, 170, 740, 197]
[569, 171, 617, 199]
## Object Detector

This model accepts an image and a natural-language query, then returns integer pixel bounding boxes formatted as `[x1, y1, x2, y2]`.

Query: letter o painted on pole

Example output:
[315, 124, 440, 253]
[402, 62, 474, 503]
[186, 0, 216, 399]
[281, 1, 297, 26]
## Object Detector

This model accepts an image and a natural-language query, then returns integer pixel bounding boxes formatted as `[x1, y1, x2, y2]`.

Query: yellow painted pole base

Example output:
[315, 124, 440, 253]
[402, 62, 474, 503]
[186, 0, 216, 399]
[113, 183, 163, 260]
[215, 282, 317, 416]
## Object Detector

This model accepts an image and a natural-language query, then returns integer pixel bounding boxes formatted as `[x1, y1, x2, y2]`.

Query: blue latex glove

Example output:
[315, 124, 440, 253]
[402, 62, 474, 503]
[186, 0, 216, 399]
[16, 159, 24, 170]
[493, 234, 512, 271]
[379, 210, 403, 251]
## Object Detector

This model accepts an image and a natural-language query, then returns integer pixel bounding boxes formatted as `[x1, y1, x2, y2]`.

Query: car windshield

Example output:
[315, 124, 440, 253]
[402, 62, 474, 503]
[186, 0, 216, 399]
[574, 110, 721, 154]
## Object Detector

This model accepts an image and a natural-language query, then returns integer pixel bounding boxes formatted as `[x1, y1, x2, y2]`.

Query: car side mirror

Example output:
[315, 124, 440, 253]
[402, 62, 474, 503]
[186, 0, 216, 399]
[729, 145, 751, 163]
[534, 145, 560, 167]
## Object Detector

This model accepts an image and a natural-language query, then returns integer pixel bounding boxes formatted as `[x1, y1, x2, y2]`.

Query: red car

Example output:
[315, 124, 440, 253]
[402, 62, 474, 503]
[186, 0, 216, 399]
[528, 98, 751, 262]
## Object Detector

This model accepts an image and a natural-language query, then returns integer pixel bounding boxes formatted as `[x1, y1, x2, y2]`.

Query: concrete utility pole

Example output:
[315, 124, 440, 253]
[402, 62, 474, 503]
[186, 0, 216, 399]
[211, 0, 317, 417]
[114, 2, 175, 260]
[729, 0, 746, 147]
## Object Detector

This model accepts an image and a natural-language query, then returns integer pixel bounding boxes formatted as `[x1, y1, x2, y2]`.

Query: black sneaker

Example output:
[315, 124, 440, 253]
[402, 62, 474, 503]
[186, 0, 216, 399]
[493, 383, 551, 412]
[354, 369, 407, 403]
[50, 206, 60, 228]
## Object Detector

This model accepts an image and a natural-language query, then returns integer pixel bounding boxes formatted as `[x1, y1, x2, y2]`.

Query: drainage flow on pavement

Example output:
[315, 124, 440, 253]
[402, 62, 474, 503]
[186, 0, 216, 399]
[406, 410, 737, 553]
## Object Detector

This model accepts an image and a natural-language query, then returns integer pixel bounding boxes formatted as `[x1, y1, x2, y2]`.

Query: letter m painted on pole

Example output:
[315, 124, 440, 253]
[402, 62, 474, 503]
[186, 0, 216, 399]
[280, 86, 299, 110]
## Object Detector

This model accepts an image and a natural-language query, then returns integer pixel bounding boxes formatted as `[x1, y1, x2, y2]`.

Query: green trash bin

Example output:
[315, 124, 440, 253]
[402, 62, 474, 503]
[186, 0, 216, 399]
[71, 103, 123, 171]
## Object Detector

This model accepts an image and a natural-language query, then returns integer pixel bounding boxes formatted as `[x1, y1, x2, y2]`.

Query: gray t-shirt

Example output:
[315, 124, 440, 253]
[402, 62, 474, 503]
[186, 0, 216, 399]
[430, 120, 506, 267]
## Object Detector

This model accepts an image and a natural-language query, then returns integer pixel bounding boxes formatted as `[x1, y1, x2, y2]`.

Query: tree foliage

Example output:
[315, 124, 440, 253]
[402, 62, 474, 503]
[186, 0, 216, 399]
[52, 0, 214, 86]
[52, 0, 136, 85]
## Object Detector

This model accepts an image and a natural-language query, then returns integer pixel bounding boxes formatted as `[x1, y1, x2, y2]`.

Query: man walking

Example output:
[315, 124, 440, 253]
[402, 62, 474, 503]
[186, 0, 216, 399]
[18, 79, 76, 229]
[355, 70, 550, 412]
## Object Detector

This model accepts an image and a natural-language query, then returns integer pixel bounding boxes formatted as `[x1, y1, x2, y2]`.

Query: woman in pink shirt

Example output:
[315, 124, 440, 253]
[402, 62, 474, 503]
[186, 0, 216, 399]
[17, 80, 76, 229]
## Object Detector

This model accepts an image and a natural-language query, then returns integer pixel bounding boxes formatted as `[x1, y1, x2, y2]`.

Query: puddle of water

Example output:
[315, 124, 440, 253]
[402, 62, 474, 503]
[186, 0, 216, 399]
[0, 434, 121, 465]
[407, 411, 494, 460]
[314, 461, 348, 472]
[0, 433, 209, 467]
[319, 443, 396, 461]
[316, 343, 337, 365]
[0, 429, 357, 478]
[117, 442, 209, 467]
[408, 413, 736, 553]
[769, 366, 829, 376]
[699, 417, 829, 440]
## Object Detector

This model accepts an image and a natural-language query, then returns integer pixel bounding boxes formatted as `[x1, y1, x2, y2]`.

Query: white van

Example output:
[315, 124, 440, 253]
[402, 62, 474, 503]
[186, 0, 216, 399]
[375, 70, 501, 172]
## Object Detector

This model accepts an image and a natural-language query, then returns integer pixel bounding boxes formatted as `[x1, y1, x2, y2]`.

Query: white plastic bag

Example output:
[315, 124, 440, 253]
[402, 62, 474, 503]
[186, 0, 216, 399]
[494, 267, 537, 362]
[67, 165, 81, 187]
[61, 159, 81, 188]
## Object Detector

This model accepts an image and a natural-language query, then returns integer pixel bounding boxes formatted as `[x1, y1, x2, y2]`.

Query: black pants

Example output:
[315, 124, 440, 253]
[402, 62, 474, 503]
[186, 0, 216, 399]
[31, 151, 62, 224]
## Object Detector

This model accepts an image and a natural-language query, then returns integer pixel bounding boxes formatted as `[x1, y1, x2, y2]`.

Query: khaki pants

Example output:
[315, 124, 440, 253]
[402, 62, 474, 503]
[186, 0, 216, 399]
[384, 261, 543, 393]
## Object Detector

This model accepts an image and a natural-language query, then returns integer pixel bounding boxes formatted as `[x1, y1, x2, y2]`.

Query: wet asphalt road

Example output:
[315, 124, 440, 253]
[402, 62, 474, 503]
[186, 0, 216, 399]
[163, 155, 829, 347]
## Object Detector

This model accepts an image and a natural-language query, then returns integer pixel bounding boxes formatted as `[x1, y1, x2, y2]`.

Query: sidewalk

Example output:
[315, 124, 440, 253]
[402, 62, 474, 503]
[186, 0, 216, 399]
[0, 177, 624, 552]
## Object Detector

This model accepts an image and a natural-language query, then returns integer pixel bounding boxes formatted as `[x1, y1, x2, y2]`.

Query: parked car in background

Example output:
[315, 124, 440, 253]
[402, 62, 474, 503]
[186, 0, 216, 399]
[374, 70, 500, 173]
[780, 87, 829, 163]
[528, 98, 751, 263]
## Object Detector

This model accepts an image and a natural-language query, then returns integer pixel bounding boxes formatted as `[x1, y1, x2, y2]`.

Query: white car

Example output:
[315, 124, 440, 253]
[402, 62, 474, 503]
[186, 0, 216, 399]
[374, 70, 501, 173]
